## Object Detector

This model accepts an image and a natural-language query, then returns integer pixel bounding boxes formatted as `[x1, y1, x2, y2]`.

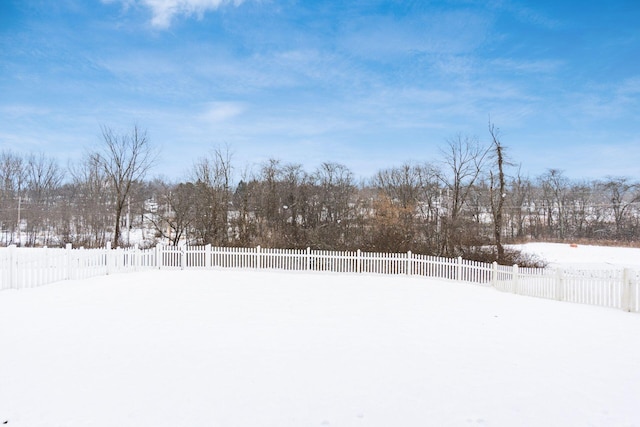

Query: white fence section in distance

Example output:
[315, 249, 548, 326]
[1, 244, 638, 313]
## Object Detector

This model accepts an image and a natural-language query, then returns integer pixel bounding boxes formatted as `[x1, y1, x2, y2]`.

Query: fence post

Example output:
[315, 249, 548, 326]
[156, 243, 163, 269]
[622, 268, 631, 312]
[306, 247, 311, 271]
[632, 271, 638, 313]
[65, 243, 73, 280]
[407, 251, 412, 275]
[357, 249, 362, 274]
[456, 256, 462, 281]
[555, 268, 565, 301]
[491, 262, 498, 287]
[133, 244, 139, 271]
[8, 244, 17, 290]
[42, 246, 49, 286]
[256, 245, 261, 270]
[205, 244, 212, 268]
[512, 264, 519, 294]
[181, 246, 187, 270]
[105, 241, 112, 275]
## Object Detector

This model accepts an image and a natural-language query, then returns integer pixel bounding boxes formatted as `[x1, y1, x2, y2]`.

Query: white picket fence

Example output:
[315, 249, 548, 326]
[1, 244, 638, 312]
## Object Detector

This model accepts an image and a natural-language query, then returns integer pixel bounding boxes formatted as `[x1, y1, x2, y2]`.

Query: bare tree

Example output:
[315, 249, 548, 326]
[437, 134, 489, 256]
[93, 125, 157, 246]
[374, 163, 422, 210]
[601, 177, 640, 239]
[505, 167, 532, 240]
[69, 154, 113, 247]
[231, 177, 256, 247]
[488, 123, 507, 261]
[0, 151, 26, 245]
[567, 181, 593, 239]
[414, 163, 443, 253]
[372, 162, 437, 253]
[24, 154, 64, 246]
[150, 181, 197, 245]
[191, 147, 233, 245]
[309, 162, 356, 249]
[253, 159, 285, 245]
[280, 163, 311, 247]
[539, 169, 570, 239]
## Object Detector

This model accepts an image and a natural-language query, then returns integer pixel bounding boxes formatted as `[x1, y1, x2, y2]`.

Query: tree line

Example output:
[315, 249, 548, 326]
[1, 125, 639, 263]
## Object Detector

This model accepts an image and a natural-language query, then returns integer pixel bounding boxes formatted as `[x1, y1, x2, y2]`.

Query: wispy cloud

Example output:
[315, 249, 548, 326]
[341, 10, 491, 59]
[0, 104, 52, 118]
[103, 0, 246, 28]
[567, 77, 640, 121]
[2, 0, 638, 181]
[199, 102, 245, 123]
[490, 58, 563, 74]
[489, 0, 561, 29]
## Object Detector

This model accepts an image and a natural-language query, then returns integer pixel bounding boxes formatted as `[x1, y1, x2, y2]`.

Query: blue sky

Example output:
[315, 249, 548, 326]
[1, 0, 639, 181]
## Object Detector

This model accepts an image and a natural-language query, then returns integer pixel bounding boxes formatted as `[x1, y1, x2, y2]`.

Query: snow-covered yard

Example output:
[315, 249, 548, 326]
[1, 244, 640, 426]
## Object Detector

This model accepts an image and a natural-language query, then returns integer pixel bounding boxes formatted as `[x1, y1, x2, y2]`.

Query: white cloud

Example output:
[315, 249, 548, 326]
[105, 0, 246, 28]
[200, 101, 245, 123]
[490, 58, 563, 74]
[341, 10, 491, 59]
[0, 104, 52, 118]
[567, 77, 640, 120]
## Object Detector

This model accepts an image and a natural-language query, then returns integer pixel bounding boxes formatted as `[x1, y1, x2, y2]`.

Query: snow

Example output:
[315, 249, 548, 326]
[1, 244, 640, 426]
[515, 242, 640, 269]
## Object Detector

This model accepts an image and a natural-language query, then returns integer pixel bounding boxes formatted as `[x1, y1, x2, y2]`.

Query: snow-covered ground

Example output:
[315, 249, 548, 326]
[1, 244, 639, 426]
[515, 242, 640, 269]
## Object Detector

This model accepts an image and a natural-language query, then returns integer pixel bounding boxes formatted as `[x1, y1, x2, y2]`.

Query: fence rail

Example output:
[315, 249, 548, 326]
[1, 244, 638, 313]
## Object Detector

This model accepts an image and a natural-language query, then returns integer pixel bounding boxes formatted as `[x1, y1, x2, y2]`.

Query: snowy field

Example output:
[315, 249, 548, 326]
[1, 244, 640, 426]
[513, 242, 640, 269]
